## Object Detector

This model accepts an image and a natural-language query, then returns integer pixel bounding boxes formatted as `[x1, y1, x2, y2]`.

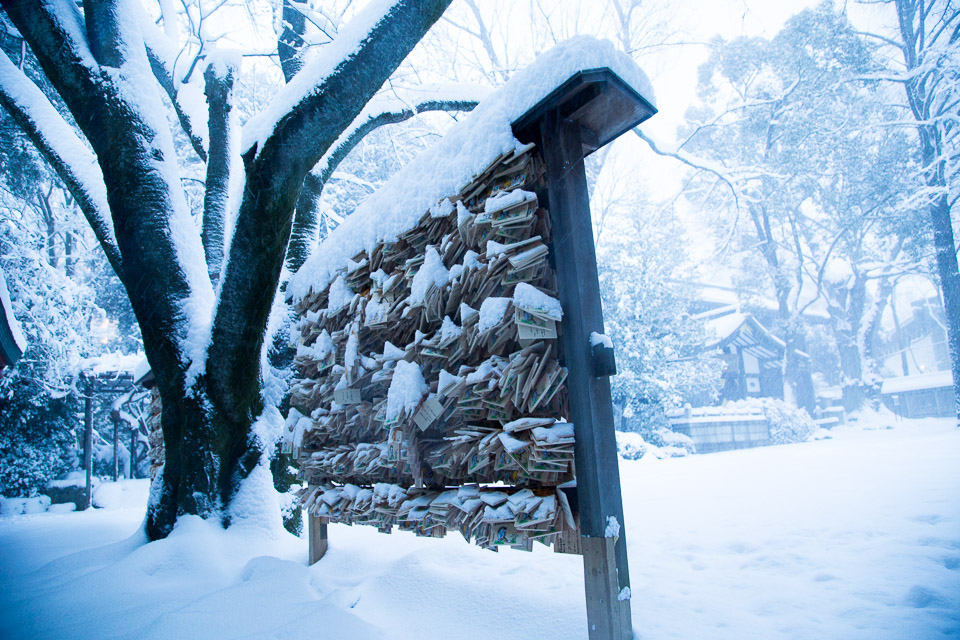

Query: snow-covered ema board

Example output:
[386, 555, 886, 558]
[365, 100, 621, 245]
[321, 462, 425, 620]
[285, 143, 580, 553]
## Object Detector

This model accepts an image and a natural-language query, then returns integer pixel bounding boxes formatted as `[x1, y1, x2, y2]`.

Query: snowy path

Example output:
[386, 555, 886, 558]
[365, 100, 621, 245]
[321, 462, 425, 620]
[1, 416, 958, 639]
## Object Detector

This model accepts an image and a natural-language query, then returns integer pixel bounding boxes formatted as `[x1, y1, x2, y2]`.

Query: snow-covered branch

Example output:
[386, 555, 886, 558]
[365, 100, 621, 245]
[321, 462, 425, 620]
[315, 82, 488, 185]
[633, 127, 743, 209]
[0, 51, 121, 278]
[144, 44, 209, 163]
[285, 82, 486, 273]
[201, 56, 239, 284]
[211, 0, 455, 433]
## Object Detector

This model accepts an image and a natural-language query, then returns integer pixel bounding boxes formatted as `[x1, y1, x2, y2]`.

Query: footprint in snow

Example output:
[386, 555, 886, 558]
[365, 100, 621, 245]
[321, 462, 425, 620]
[912, 514, 945, 525]
[904, 585, 947, 609]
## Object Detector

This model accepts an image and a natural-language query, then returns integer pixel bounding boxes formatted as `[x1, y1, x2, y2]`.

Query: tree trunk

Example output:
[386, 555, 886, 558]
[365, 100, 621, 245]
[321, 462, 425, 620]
[36, 186, 56, 267]
[64, 230, 75, 277]
[893, 0, 960, 424]
[3, 0, 458, 540]
[830, 273, 867, 411]
[201, 62, 235, 284]
[159, 0, 457, 538]
[927, 190, 960, 424]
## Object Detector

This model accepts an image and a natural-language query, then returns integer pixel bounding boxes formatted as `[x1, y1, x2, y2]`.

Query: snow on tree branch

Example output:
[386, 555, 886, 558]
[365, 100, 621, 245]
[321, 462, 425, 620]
[144, 44, 209, 163]
[316, 82, 489, 185]
[201, 54, 242, 285]
[209, 0, 456, 435]
[241, 0, 444, 160]
[0, 51, 121, 278]
[633, 127, 743, 209]
[285, 81, 487, 273]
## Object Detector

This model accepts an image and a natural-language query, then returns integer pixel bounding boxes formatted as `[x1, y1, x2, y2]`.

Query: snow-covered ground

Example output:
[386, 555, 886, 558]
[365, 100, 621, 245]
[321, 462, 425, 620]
[1, 413, 958, 639]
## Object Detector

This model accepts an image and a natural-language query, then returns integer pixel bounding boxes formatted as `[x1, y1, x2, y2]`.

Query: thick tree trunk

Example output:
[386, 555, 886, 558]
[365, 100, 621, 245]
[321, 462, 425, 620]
[200, 0, 454, 538]
[286, 173, 325, 273]
[927, 190, 960, 424]
[893, 0, 960, 424]
[4, 0, 458, 539]
[863, 277, 894, 376]
[829, 274, 867, 410]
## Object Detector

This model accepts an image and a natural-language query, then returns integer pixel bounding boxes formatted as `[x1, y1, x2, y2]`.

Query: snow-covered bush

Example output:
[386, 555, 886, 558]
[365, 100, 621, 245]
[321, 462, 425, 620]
[645, 427, 696, 456]
[616, 429, 696, 460]
[0, 377, 78, 497]
[615, 431, 647, 460]
[725, 398, 816, 444]
[0, 494, 50, 516]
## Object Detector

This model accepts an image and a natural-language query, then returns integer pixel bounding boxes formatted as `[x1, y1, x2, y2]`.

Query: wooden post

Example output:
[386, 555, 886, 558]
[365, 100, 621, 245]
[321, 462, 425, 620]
[539, 108, 632, 640]
[130, 424, 137, 480]
[112, 411, 119, 481]
[308, 514, 328, 565]
[83, 376, 93, 510]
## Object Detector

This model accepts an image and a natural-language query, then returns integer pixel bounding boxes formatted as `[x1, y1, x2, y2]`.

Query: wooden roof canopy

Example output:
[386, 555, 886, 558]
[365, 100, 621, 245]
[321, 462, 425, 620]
[511, 68, 657, 157]
[0, 311, 23, 369]
[0, 286, 23, 370]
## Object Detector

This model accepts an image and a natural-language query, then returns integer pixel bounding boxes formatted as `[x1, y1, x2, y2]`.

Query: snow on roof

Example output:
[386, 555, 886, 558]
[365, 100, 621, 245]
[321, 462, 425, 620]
[705, 311, 748, 345]
[132, 357, 152, 384]
[288, 37, 655, 304]
[881, 370, 954, 394]
[80, 352, 143, 377]
[704, 312, 801, 357]
[0, 267, 26, 355]
[693, 284, 740, 307]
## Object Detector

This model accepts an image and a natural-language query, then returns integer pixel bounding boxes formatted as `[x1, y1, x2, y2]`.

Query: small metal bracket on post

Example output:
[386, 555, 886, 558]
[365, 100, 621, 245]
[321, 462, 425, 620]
[591, 341, 617, 378]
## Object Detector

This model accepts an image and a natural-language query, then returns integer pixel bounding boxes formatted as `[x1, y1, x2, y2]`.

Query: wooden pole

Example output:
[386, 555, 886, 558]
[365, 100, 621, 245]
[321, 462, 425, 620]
[308, 515, 328, 565]
[130, 424, 137, 480]
[539, 109, 633, 640]
[83, 377, 93, 510]
[112, 411, 119, 481]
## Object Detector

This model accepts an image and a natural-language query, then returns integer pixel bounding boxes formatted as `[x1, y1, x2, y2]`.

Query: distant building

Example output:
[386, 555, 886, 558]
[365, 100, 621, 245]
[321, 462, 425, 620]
[708, 311, 789, 400]
[876, 297, 950, 377]
[692, 305, 811, 406]
[880, 371, 956, 419]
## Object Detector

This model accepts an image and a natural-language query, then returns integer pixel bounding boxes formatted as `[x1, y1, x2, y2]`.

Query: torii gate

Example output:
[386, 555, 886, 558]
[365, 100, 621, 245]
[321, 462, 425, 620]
[78, 368, 135, 509]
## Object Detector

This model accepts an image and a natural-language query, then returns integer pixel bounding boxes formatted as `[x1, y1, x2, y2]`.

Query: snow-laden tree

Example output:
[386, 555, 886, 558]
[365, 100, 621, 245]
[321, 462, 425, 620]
[0, 116, 97, 497]
[857, 0, 960, 422]
[648, 5, 923, 410]
[0, 0, 476, 539]
[596, 190, 722, 438]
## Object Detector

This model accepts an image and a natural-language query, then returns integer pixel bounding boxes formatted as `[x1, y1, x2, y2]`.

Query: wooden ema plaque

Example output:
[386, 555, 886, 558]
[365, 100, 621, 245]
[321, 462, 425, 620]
[286, 68, 656, 640]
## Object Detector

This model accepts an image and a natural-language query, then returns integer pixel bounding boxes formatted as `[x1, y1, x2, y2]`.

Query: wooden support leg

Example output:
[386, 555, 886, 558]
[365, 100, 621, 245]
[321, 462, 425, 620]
[308, 515, 328, 565]
[112, 418, 119, 481]
[130, 426, 137, 480]
[582, 536, 632, 640]
[83, 382, 93, 510]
